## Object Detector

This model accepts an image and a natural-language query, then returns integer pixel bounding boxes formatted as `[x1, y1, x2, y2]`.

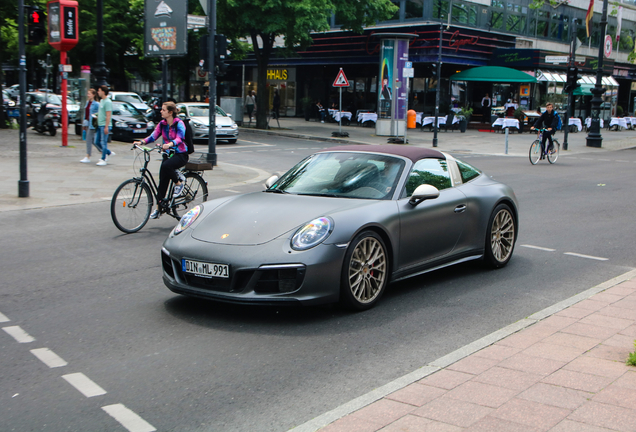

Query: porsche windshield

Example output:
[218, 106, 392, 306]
[269, 152, 405, 200]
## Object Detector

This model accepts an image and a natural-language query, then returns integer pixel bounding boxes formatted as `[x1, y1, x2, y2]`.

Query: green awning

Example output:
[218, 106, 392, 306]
[450, 66, 537, 83]
[573, 83, 594, 96]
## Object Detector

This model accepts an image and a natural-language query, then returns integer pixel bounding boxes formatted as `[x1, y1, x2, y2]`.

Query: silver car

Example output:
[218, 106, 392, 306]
[176, 103, 239, 143]
[162, 145, 519, 310]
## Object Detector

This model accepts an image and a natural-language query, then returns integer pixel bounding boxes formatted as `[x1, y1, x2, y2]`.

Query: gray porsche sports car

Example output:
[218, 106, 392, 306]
[161, 145, 519, 310]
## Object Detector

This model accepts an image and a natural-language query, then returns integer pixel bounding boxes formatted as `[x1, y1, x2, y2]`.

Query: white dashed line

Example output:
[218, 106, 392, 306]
[62, 373, 107, 397]
[102, 404, 156, 432]
[30, 348, 68, 368]
[3, 326, 35, 343]
[0, 311, 9, 322]
[564, 252, 609, 261]
[520, 244, 556, 252]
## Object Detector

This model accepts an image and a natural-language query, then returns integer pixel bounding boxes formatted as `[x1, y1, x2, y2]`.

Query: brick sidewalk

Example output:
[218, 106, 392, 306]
[293, 272, 636, 432]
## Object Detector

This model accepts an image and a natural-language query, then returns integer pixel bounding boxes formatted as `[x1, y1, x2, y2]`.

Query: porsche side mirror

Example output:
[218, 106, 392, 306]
[178, 113, 186, 119]
[409, 184, 440, 206]
[264, 175, 279, 189]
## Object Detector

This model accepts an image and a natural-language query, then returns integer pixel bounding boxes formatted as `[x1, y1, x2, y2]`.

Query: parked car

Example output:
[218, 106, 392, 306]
[62, 95, 80, 124]
[109, 91, 153, 119]
[176, 102, 238, 143]
[103, 101, 155, 142]
[161, 145, 519, 310]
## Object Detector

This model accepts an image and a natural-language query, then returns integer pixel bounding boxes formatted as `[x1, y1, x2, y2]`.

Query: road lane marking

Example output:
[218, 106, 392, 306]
[62, 373, 107, 397]
[564, 252, 609, 261]
[225, 189, 241, 193]
[102, 404, 156, 432]
[30, 348, 68, 368]
[0, 311, 9, 322]
[3, 326, 35, 343]
[520, 244, 556, 252]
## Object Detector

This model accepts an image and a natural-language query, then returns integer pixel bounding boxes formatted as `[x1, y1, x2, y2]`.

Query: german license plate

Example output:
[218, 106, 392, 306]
[133, 129, 146, 133]
[52, 122, 58, 127]
[182, 259, 229, 279]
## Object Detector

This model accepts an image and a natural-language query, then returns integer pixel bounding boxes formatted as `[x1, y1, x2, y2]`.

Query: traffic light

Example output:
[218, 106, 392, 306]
[215, 34, 228, 76]
[430, 63, 437, 76]
[565, 66, 581, 93]
[27, 6, 46, 45]
[198, 35, 210, 72]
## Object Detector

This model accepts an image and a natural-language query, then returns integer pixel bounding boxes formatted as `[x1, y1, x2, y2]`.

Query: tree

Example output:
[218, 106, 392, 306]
[217, 0, 398, 129]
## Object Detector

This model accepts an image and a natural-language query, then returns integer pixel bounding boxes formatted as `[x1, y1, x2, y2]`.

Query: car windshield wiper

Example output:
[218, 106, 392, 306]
[265, 188, 289, 194]
[296, 192, 341, 198]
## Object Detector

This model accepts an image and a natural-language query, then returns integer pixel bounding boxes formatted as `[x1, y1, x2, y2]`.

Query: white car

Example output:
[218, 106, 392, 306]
[176, 103, 238, 143]
[109, 91, 152, 119]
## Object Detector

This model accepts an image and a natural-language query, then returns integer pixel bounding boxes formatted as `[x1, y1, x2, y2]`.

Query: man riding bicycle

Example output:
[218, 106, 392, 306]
[530, 103, 558, 158]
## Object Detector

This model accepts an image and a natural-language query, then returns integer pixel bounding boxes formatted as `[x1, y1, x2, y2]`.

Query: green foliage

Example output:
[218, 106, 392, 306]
[513, 107, 525, 120]
[617, 105, 624, 116]
[459, 107, 473, 118]
[628, 340, 636, 367]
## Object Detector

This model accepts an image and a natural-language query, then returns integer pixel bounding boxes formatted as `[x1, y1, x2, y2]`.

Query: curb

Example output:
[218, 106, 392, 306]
[289, 267, 636, 432]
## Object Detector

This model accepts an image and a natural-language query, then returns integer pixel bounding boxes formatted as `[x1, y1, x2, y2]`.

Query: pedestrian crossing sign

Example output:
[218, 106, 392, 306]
[333, 68, 350, 87]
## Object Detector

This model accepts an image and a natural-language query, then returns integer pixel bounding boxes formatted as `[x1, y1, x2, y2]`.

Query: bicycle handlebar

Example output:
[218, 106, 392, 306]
[131, 142, 162, 153]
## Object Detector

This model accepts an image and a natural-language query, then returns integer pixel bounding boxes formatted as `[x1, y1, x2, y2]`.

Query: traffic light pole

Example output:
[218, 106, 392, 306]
[587, 0, 609, 148]
[206, 0, 217, 166]
[563, 18, 577, 151]
[18, 0, 29, 198]
[433, 23, 442, 148]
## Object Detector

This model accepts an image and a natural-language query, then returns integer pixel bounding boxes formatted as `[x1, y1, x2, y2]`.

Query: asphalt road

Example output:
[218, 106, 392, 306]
[1, 136, 635, 432]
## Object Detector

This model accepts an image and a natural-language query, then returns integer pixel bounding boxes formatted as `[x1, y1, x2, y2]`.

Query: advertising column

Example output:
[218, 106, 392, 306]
[376, 35, 414, 137]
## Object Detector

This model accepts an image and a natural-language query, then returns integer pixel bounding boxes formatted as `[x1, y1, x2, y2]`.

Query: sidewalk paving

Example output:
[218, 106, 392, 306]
[295, 270, 636, 432]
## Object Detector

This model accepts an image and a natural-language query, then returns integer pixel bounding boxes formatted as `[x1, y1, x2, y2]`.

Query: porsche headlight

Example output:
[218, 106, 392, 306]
[174, 205, 203, 235]
[291, 217, 332, 251]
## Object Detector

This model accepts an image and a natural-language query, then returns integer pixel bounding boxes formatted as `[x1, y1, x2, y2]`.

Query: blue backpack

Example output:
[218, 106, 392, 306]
[555, 112, 562, 131]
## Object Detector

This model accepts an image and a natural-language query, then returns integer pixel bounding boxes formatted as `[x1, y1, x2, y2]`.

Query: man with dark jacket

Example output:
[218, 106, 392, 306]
[531, 103, 558, 158]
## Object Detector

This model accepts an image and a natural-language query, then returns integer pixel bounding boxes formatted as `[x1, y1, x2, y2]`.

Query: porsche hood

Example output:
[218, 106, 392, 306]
[190, 192, 374, 246]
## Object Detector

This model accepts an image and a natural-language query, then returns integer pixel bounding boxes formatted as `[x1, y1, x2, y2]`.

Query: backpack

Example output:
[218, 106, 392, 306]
[554, 112, 562, 131]
[181, 118, 195, 154]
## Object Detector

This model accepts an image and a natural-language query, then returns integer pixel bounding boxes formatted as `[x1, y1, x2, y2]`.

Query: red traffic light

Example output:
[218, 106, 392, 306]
[31, 10, 40, 23]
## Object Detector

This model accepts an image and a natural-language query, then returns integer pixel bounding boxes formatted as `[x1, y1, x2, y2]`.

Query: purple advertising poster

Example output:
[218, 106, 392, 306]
[379, 40, 394, 119]
[395, 39, 409, 120]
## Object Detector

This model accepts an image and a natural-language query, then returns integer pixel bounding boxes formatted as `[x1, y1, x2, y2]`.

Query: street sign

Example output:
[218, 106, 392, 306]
[187, 14, 207, 29]
[545, 55, 568, 64]
[403, 68, 414, 78]
[333, 68, 349, 87]
[405, 61, 412, 68]
[604, 35, 612, 58]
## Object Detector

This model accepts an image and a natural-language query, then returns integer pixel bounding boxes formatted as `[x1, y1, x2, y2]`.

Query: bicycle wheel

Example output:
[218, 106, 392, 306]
[547, 140, 560, 164]
[529, 140, 542, 165]
[172, 172, 208, 218]
[111, 179, 153, 233]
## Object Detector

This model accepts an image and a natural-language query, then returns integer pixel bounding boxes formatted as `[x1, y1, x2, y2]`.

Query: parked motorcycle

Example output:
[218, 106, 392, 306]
[29, 102, 60, 136]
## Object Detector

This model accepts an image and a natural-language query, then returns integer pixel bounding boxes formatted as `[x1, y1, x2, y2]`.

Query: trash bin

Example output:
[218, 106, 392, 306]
[407, 109, 417, 129]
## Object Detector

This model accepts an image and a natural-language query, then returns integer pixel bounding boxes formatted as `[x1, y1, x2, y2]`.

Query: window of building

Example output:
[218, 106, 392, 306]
[405, 0, 424, 19]
[433, 0, 449, 21]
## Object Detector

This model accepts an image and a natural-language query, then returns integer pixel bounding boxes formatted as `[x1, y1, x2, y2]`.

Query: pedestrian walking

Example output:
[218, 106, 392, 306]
[245, 90, 256, 122]
[95, 85, 115, 166]
[272, 89, 280, 119]
[481, 93, 491, 123]
[80, 88, 100, 163]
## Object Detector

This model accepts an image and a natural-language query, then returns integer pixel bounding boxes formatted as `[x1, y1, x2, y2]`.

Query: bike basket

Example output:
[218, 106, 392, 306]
[185, 152, 214, 171]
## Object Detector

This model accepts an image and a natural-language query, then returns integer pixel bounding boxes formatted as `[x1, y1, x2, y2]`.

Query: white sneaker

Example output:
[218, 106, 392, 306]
[80, 157, 90, 163]
[321, 120, 325, 123]
[177, 171, 186, 183]
[110, 151, 116, 157]
[96, 159, 107, 166]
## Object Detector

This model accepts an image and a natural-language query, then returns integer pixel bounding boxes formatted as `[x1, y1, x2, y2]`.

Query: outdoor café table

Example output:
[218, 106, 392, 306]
[492, 118, 519, 130]
[609, 117, 628, 130]
[332, 111, 352, 122]
[422, 116, 446, 128]
[416, 112, 423, 125]
[625, 117, 636, 129]
[585, 118, 604, 129]
[568, 118, 582, 132]
[357, 112, 377, 124]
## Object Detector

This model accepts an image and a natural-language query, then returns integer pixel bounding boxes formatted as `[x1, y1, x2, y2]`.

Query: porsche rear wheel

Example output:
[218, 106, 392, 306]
[340, 231, 389, 311]
[484, 204, 516, 268]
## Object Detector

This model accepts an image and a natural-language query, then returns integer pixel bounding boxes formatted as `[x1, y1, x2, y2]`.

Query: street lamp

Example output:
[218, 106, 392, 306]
[586, 0, 608, 148]
[93, 0, 109, 87]
[433, 23, 443, 148]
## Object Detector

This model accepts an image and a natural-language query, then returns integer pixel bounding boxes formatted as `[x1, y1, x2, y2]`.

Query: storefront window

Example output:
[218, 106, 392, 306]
[405, 0, 424, 19]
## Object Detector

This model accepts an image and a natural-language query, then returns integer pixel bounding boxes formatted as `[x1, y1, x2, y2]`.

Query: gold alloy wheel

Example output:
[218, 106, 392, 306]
[348, 236, 387, 304]
[490, 208, 515, 263]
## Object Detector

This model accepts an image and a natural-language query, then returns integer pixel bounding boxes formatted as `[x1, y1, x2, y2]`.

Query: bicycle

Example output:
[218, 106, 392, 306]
[111, 143, 210, 233]
[529, 128, 560, 165]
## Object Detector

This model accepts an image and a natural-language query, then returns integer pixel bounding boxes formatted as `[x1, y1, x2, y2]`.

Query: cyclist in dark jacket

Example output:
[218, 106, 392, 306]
[530, 103, 558, 158]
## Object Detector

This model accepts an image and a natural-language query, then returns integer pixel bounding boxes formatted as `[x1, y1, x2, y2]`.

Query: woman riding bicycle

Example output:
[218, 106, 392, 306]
[134, 101, 188, 219]
[530, 103, 558, 158]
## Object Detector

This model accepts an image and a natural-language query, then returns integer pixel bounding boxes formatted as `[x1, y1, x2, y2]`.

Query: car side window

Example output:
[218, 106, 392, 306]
[179, 106, 188, 115]
[404, 159, 451, 197]
[455, 160, 481, 183]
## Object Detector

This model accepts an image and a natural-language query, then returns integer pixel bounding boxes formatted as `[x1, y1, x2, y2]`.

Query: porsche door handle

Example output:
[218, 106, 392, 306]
[454, 205, 467, 213]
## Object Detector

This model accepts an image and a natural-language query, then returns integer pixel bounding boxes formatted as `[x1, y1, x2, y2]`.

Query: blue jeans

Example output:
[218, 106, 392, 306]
[95, 126, 112, 161]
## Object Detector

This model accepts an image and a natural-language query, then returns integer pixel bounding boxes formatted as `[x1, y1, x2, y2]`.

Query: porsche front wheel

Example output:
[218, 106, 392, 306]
[340, 231, 389, 311]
